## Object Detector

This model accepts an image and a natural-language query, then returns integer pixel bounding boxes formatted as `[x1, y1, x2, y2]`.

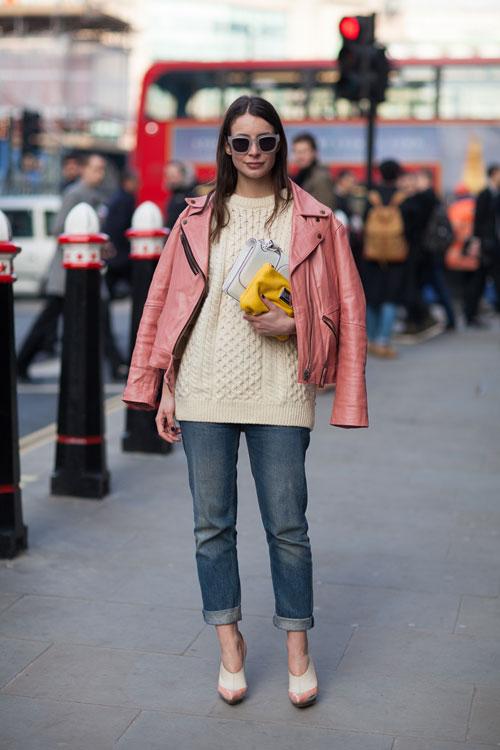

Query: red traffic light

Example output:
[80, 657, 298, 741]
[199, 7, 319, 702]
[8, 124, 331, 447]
[339, 16, 360, 41]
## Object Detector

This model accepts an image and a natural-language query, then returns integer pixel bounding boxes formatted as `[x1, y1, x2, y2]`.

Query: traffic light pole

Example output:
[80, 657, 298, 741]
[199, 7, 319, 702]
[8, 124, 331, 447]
[363, 14, 377, 191]
[365, 96, 377, 191]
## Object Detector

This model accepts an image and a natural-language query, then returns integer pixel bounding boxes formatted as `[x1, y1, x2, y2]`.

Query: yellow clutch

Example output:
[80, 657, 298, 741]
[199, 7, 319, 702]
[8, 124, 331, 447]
[239, 263, 293, 341]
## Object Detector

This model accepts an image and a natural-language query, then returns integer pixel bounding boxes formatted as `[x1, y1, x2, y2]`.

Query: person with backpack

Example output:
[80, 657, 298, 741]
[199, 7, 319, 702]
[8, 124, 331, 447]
[361, 159, 410, 358]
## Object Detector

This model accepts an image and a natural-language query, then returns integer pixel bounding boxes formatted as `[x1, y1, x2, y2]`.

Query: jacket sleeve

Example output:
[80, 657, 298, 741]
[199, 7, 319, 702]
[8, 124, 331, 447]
[122, 220, 181, 410]
[330, 222, 368, 428]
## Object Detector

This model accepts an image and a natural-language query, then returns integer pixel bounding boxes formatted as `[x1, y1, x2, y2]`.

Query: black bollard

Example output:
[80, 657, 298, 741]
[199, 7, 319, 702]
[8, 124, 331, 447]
[51, 203, 110, 499]
[122, 202, 171, 454]
[0, 220, 28, 558]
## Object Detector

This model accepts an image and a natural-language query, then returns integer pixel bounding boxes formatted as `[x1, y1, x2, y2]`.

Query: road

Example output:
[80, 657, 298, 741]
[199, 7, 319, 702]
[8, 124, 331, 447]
[14, 297, 132, 437]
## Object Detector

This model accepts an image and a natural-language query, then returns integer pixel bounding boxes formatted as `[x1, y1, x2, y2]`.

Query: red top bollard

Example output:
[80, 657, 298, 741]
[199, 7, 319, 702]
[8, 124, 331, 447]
[58, 203, 108, 269]
[125, 201, 169, 261]
[121, 201, 170, 455]
[51, 202, 110, 499]
[0, 241, 21, 284]
[0, 210, 21, 284]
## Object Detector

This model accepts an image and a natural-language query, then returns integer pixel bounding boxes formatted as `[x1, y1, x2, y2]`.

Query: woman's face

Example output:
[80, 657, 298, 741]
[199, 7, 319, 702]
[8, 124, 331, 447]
[225, 113, 278, 183]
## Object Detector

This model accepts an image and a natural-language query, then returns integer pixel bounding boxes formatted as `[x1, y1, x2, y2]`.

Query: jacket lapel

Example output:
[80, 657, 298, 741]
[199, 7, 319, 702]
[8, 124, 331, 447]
[180, 195, 212, 278]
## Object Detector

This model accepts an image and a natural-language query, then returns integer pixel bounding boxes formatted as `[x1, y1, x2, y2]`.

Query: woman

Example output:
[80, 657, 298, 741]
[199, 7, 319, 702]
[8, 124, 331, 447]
[123, 96, 368, 707]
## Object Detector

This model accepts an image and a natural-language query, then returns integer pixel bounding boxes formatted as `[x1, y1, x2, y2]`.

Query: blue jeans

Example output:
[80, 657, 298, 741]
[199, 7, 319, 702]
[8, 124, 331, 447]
[179, 421, 314, 631]
[366, 302, 397, 345]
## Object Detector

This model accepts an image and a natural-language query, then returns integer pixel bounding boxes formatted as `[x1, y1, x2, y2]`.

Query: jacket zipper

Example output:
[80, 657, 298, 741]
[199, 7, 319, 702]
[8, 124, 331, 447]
[173, 229, 207, 358]
[303, 267, 313, 381]
[319, 315, 338, 388]
[180, 226, 200, 275]
[322, 314, 338, 342]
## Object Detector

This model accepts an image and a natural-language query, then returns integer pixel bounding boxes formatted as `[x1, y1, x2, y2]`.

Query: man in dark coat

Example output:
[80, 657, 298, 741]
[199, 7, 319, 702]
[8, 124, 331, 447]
[470, 163, 500, 324]
[163, 161, 196, 229]
[291, 132, 335, 210]
[102, 170, 137, 299]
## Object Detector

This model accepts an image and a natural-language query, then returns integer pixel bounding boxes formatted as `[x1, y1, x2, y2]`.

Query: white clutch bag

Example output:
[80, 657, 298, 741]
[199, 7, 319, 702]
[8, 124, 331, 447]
[222, 238, 289, 301]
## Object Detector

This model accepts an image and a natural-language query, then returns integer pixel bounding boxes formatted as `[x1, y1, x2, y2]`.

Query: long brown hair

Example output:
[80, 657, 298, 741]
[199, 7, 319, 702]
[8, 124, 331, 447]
[208, 96, 292, 244]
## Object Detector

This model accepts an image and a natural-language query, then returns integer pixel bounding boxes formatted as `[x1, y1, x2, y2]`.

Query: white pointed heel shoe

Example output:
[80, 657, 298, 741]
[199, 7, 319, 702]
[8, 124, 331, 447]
[217, 632, 248, 705]
[288, 655, 318, 708]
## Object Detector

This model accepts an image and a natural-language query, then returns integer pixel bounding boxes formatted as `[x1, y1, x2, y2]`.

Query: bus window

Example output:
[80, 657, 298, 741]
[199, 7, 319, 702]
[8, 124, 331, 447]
[440, 65, 500, 119]
[186, 88, 223, 119]
[379, 65, 437, 120]
[248, 70, 307, 120]
[144, 69, 219, 120]
[308, 69, 336, 118]
[145, 84, 177, 121]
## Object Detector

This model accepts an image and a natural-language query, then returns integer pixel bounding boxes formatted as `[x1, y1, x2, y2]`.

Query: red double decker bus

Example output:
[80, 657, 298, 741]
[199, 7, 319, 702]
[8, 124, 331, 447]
[133, 57, 500, 209]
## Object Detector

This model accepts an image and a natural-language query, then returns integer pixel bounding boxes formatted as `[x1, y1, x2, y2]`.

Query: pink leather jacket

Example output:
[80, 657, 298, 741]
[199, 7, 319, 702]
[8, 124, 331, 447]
[123, 181, 368, 428]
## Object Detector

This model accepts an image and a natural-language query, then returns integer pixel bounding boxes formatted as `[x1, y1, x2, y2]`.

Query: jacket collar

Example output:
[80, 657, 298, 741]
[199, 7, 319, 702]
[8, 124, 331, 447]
[289, 180, 330, 218]
[184, 193, 213, 214]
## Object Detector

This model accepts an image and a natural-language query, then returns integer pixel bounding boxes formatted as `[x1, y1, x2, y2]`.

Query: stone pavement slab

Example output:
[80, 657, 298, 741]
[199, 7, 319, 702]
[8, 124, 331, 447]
[336, 626, 500, 687]
[393, 739, 500, 750]
[0, 595, 204, 654]
[467, 685, 500, 745]
[3, 642, 219, 714]
[456, 595, 500, 639]
[313, 581, 461, 631]
[117, 711, 394, 750]
[0, 593, 22, 615]
[0, 694, 138, 750]
[0, 324, 499, 747]
[0, 636, 51, 689]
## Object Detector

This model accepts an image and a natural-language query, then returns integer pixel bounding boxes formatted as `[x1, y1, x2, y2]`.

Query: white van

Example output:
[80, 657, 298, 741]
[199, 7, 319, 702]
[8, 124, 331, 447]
[0, 195, 61, 296]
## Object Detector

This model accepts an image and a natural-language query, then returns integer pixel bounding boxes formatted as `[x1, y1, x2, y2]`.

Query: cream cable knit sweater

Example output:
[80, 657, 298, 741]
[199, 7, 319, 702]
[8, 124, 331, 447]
[174, 192, 316, 428]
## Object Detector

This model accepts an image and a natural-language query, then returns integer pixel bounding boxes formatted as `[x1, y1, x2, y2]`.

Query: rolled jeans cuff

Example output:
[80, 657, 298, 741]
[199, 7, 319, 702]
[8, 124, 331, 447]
[203, 605, 242, 626]
[273, 613, 315, 631]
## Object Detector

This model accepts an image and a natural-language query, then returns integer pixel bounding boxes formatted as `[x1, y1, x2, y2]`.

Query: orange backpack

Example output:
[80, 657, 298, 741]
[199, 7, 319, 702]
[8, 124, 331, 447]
[363, 190, 409, 263]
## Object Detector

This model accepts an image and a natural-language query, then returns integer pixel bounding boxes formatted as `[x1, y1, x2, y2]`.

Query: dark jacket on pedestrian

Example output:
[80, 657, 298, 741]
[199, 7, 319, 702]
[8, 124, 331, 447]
[293, 161, 335, 210]
[474, 187, 500, 263]
[102, 187, 136, 273]
[164, 183, 197, 229]
[46, 179, 106, 296]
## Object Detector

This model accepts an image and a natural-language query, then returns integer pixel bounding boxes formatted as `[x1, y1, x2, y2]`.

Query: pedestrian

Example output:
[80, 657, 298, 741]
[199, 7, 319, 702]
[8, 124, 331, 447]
[334, 169, 364, 268]
[59, 152, 82, 192]
[414, 169, 456, 330]
[123, 96, 368, 708]
[17, 154, 127, 381]
[470, 163, 500, 325]
[102, 169, 138, 299]
[361, 159, 410, 358]
[163, 160, 196, 229]
[446, 185, 481, 321]
[291, 132, 335, 209]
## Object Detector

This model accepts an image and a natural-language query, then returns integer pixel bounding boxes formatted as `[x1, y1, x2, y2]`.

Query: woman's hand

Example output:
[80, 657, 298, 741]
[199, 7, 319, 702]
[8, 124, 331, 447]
[243, 295, 296, 337]
[155, 380, 182, 443]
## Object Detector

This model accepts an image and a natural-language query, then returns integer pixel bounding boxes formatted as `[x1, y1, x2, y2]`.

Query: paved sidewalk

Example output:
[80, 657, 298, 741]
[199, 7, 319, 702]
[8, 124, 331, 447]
[1, 325, 500, 749]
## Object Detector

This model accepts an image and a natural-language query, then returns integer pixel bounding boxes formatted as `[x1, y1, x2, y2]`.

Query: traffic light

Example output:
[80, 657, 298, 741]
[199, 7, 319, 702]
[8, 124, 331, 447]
[21, 110, 42, 155]
[336, 15, 390, 103]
